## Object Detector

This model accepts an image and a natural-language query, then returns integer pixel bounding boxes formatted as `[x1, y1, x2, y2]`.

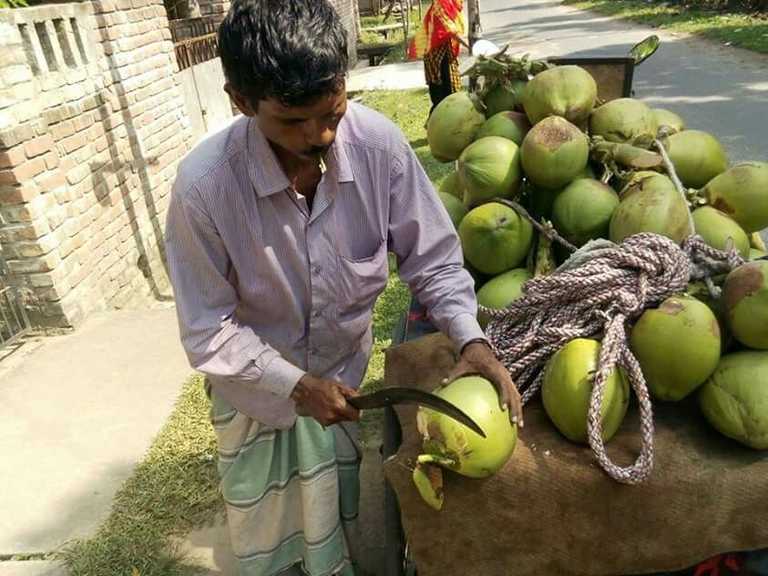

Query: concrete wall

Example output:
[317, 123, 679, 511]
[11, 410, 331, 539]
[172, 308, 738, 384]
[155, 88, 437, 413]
[331, 0, 358, 66]
[0, 1, 192, 327]
[177, 58, 231, 143]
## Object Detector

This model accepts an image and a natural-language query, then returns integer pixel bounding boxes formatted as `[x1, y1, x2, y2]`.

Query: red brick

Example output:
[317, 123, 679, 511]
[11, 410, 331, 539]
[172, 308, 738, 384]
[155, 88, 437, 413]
[0, 182, 39, 204]
[73, 113, 95, 133]
[61, 132, 88, 154]
[38, 171, 67, 193]
[51, 120, 76, 142]
[24, 135, 55, 159]
[43, 151, 59, 170]
[0, 144, 25, 169]
[0, 157, 46, 185]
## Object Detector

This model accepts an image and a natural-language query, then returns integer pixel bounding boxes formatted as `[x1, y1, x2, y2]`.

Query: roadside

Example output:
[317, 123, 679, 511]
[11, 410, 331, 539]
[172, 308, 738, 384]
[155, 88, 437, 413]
[562, 0, 768, 54]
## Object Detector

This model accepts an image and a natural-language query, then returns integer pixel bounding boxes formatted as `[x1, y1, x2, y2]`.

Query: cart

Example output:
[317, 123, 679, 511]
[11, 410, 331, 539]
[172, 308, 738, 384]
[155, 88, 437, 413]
[382, 299, 768, 576]
[379, 46, 768, 576]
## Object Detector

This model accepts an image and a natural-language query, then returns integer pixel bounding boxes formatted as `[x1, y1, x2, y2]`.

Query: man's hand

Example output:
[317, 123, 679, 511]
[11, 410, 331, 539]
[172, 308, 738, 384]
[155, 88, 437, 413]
[290, 374, 360, 426]
[444, 341, 524, 427]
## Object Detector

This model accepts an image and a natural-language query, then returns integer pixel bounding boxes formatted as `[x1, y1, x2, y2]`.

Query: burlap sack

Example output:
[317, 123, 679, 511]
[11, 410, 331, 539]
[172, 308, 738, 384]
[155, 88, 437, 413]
[382, 333, 768, 576]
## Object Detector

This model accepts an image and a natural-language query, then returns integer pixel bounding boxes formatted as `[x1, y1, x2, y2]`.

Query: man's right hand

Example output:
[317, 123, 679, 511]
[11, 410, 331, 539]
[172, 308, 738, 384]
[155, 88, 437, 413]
[290, 374, 360, 426]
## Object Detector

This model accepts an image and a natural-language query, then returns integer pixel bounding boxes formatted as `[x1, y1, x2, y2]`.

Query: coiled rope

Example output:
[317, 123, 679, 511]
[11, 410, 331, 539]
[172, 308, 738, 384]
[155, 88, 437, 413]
[480, 140, 745, 484]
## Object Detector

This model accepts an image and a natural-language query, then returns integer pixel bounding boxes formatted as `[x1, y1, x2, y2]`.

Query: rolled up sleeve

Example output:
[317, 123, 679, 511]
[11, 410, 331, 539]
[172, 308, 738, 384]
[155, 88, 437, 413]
[164, 183, 305, 397]
[387, 141, 487, 352]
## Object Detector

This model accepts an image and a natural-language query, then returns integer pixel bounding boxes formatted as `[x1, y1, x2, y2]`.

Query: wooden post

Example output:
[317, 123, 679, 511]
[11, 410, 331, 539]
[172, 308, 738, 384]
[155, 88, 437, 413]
[465, 0, 482, 90]
[466, 0, 482, 49]
[354, 0, 362, 37]
[400, 0, 410, 57]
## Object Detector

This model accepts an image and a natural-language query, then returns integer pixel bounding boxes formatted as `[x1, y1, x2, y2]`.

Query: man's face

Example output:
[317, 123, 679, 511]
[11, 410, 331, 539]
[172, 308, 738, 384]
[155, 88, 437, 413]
[228, 84, 348, 161]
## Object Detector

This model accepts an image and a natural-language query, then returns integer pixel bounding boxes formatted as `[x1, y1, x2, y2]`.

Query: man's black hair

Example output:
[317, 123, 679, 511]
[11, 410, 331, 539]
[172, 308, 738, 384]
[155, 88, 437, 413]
[218, 0, 349, 108]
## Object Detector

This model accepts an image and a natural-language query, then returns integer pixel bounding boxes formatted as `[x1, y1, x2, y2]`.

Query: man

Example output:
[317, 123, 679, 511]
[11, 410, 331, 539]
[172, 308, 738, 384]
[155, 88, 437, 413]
[164, 1, 523, 575]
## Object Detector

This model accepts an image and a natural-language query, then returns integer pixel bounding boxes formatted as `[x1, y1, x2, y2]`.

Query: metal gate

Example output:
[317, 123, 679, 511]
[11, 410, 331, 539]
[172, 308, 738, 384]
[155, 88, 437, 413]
[0, 223, 31, 351]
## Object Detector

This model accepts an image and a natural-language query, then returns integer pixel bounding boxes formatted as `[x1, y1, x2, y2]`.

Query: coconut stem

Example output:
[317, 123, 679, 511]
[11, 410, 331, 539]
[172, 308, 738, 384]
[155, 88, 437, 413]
[653, 138, 696, 238]
[494, 197, 578, 253]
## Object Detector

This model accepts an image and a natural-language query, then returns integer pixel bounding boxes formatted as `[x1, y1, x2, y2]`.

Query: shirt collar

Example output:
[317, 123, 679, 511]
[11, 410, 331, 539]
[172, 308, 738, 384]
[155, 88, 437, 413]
[246, 116, 355, 198]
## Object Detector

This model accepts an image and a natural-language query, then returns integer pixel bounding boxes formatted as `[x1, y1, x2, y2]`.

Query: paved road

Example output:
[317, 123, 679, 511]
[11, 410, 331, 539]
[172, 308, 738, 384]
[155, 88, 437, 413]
[480, 0, 768, 164]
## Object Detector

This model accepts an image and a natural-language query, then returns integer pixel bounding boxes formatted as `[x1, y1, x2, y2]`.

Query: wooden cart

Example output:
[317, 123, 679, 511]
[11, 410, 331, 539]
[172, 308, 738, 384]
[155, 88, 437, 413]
[379, 49, 768, 576]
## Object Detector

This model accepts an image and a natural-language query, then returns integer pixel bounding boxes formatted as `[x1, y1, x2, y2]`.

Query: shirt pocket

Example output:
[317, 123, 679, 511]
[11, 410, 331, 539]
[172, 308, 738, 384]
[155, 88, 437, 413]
[335, 239, 390, 318]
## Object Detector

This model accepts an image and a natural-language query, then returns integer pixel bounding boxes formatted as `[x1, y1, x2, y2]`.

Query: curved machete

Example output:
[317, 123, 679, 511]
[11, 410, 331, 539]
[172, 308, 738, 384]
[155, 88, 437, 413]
[347, 387, 486, 438]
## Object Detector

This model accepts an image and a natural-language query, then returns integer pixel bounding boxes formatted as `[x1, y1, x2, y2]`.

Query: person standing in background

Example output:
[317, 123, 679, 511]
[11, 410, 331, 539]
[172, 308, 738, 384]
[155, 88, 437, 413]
[408, 0, 470, 117]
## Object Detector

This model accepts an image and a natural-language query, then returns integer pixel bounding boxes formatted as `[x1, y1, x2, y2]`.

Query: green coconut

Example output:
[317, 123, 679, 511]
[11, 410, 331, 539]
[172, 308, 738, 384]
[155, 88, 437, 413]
[663, 130, 729, 189]
[476, 111, 531, 146]
[459, 136, 522, 207]
[724, 260, 768, 350]
[630, 295, 721, 401]
[416, 375, 517, 478]
[520, 116, 590, 190]
[609, 173, 692, 244]
[751, 232, 768, 252]
[526, 185, 560, 220]
[692, 206, 750, 259]
[616, 170, 661, 197]
[438, 192, 468, 229]
[751, 248, 768, 261]
[427, 92, 485, 162]
[687, 280, 735, 355]
[525, 165, 595, 220]
[476, 268, 531, 328]
[542, 338, 629, 444]
[699, 350, 768, 449]
[412, 461, 444, 510]
[439, 170, 465, 201]
[652, 108, 686, 133]
[701, 162, 768, 233]
[459, 202, 534, 275]
[552, 178, 620, 246]
[484, 80, 527, 117]
[521, 65, 597, 125]
[589, 98, 658, 144]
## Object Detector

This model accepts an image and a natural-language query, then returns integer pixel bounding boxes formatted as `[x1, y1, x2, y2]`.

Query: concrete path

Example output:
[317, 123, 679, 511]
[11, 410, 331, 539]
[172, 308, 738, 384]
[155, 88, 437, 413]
[0, 305, 192, 571]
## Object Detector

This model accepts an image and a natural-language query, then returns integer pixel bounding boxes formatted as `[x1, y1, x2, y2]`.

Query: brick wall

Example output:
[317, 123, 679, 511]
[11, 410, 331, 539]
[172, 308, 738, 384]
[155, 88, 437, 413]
[0, 1, 192, 327]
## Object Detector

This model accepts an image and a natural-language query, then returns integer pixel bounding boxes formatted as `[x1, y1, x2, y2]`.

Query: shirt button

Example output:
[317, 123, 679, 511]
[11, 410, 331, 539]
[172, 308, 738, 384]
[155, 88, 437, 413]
[312, 309, 322, 318]
[312, 265, 322, 275]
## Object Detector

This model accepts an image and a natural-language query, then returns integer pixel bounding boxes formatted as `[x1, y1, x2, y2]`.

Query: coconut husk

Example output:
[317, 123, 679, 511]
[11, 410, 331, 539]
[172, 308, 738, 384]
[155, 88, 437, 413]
[383, 333, 768, 576]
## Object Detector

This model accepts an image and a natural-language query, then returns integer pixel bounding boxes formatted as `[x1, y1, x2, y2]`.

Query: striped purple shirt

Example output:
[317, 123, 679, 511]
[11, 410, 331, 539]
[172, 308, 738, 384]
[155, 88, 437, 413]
[164, 102, 484, 428]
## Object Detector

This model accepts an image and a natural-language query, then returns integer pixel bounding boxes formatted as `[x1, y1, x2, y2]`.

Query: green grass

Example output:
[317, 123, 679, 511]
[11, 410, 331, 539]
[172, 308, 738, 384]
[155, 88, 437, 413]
[356, 88, 453, 442]
[57, 88, 435, 575]
[563, 0, 768, 53]
[59, 375, 220, 576]
[358, 89, 454, 187]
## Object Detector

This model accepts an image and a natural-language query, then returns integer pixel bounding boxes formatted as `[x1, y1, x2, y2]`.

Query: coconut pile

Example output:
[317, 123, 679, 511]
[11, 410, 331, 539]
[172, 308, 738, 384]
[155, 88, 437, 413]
[426, 62, 768, 473]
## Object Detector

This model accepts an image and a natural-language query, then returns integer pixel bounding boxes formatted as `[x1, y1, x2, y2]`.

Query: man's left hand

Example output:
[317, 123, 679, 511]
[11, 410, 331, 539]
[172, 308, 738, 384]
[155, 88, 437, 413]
[444, 341, 524, 427]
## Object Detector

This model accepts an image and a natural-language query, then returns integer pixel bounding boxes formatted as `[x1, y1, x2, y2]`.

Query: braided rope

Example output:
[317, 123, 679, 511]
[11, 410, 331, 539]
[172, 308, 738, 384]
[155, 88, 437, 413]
[481, 232, 745, 484]
[478, 135, 750, 484]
